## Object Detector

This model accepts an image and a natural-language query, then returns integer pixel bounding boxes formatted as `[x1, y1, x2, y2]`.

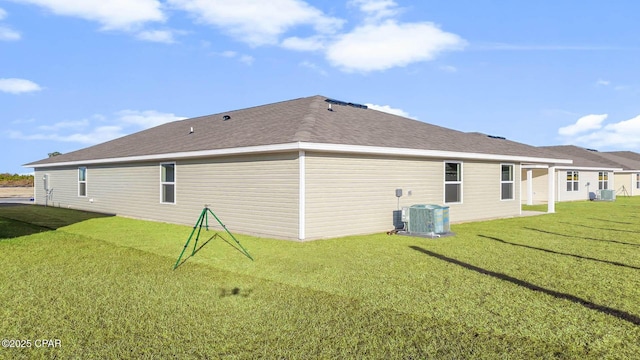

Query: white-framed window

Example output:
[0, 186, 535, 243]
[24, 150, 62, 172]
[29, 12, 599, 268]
[78, 167, 87, 197]
[636, 173, 640, 189]
[598, 171, 608, 190]
[566, 171, 579, 192]
[444, 162, 462, 204]
[160, 162, 176, 204]
[501, 164, 514, 200]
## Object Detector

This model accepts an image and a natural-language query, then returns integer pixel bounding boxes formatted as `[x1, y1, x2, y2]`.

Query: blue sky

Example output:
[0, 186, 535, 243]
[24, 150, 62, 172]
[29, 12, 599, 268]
[2, 0, 639, 174]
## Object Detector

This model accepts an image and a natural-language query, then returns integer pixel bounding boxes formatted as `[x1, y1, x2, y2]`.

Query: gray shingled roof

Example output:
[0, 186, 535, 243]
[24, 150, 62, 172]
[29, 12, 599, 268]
[597, 151, 640, 171]
[27, 95, 569, 166]
[539, 145, 625, 169]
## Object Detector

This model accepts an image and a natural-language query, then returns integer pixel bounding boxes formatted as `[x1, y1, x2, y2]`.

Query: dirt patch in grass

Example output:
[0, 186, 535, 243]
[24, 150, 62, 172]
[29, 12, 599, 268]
[0, 187, 34, 198]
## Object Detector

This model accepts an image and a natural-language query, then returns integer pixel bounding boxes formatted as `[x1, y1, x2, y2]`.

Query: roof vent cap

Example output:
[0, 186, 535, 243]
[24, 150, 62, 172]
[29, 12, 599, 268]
[487, 135, 506, 140]
[223, 115, 231, 121]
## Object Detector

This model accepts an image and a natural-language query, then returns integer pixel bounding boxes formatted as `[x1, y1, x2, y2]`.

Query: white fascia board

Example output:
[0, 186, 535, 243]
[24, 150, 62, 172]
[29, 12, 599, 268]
[27, 143, 300, 168]
[27, 141, 572, 168]
[553, 166, 623, 171]
[521, 164, 550, 169]
[298, 142, 573, 164]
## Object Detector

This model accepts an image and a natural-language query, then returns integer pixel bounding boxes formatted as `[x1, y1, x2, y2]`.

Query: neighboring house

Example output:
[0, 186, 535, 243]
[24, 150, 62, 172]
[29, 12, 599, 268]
[598, 151, 640, 196]
[26, 95, 571, 240]
[522, 145, 622, 204]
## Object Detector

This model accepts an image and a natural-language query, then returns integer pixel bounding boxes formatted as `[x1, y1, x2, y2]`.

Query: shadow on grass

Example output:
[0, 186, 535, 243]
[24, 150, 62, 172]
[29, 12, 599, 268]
[0, 204, 113, 240]
[586, 217, 635, 225]
[523, 227, 640, 247]
[218, 287, 252, 298]
[478, 234, 640, 271]
[559, 222, 640, 234]
[409, 246, 640, 326]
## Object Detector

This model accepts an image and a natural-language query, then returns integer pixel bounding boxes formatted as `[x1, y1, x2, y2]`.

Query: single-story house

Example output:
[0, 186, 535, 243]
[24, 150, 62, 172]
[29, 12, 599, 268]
[598, 151, 640, 196]
[26, 95, 572, 240]
[522, 145, 622, 204]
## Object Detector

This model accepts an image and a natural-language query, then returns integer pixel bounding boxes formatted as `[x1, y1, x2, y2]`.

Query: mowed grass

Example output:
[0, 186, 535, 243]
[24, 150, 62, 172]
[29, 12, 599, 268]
[1, 199, 639, 359]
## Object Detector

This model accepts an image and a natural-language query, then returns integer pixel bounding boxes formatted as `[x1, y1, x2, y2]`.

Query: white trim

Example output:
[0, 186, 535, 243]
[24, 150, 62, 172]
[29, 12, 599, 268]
[27, 142, 573, 168]
[548, 166, 556, 213]
[554, 165, 621, 171]
[160, 162, 177, 205]
[444, 161, 463, 204]
[500, 163, 515, 201]
[298, 150, 306, 241]
[566, 170, 579, 192]
[522, 164, 550, 169]
[78, 166, 87, 197]
[526, 168, 533, 206]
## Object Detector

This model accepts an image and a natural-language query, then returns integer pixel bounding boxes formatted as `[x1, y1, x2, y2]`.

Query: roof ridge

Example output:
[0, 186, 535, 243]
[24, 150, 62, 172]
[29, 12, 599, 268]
[293, 96, 324, 142]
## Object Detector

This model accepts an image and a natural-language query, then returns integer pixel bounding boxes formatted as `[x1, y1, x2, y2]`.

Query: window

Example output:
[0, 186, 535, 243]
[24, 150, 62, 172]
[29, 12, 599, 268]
[566, 171, 579, 192]
[598, 171, 608, 190]
[160, 163, 176, 204]
[501, 164, 514, 200]
[637, 173, 640, 190]
[444, 162, 462, 203]
[78, 167, 87, 197]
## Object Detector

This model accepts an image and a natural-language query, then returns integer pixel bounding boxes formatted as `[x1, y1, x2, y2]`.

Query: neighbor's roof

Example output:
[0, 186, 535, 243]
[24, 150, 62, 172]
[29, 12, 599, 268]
[540, 145, 624, 170]
[26, 95, 571, 167]
[596, 151, 640, 171]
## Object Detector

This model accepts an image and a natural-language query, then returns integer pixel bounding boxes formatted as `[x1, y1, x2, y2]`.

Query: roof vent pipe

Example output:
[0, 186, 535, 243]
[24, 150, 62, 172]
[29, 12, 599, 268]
[328, 103, 333, 111]
[189, 127, 194, 134]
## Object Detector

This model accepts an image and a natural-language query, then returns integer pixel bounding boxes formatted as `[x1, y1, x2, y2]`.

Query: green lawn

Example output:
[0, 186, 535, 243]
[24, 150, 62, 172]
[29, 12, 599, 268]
[0, 199, 639, 359]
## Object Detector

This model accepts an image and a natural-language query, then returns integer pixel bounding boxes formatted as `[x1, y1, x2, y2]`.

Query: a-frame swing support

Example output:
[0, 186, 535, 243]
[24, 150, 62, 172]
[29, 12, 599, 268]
[174, 205, 253, 269]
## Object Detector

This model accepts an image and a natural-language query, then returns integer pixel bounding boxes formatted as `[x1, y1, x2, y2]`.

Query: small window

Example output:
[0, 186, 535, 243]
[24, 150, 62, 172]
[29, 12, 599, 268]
[161, 163, 176, 204]
[444, 162, 462, 203]
[501, 164, 514, 200]
[78, 167, 87, 197]
[598, 171, 608, 190]
[566, 171, 579, 192]
[636, 173, 640, 190]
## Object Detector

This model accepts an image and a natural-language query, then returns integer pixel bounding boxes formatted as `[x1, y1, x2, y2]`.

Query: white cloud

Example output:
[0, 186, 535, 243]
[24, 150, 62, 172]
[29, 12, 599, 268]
[299, 61, 328, 76]
[349, 0, 400, 22]
[136, 29, 176, 43]
[9, 126, 125, 145]
[12, 0, 165, 30]
[239, 55, 254, 65]
[366, 103, 415, 119]
[0, 78, 42, 94]
[326, 20, 466, 72]
[0, 25, 20, 41]
[117, 110, 186, 128]
[560, 114, 640, 149]
[168, 0, 344, 46]
[0, 7, 7, 20]
[214, 50, 254, 65]
[440, 65, 457, 73]
[38, 119, 89, 131]
[281, 36, 325, 51]
[558, 114, 607, 136]
[596, 79, 610, 86]
[9, 110, 186, 145]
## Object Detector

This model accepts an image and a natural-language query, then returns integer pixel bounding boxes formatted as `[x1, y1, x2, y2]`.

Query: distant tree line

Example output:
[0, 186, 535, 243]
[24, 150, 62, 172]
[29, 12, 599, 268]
[0, 173, 34, 187]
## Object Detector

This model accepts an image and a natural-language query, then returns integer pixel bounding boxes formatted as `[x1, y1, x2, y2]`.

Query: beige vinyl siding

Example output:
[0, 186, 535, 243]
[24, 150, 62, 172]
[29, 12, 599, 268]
[34, 153, 299, 239]
[447, 161, 521, 223]
[304, 153, 522, 240]
[613, 173, 634, 196]
[521, 169, 548, 204]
